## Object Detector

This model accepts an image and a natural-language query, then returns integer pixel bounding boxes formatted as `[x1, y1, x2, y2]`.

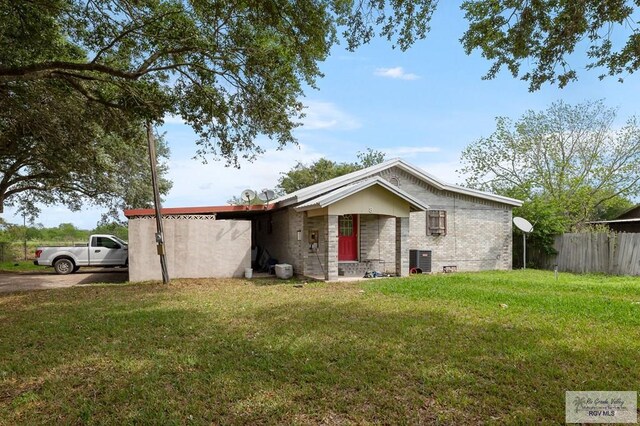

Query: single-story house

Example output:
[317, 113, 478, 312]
[588, 205, 640, 233]
[124, 158, 522, 282]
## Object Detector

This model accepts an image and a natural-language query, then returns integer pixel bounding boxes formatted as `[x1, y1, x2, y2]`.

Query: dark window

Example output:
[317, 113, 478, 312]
[427, 210, 447, 236]
[93, 237, 120, 249]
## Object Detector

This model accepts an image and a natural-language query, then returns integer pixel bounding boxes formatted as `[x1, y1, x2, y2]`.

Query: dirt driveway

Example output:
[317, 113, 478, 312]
[0, 268, 129, 293]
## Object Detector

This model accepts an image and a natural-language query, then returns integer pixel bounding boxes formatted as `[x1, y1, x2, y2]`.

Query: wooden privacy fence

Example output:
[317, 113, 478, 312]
[547, 233, 640, 275]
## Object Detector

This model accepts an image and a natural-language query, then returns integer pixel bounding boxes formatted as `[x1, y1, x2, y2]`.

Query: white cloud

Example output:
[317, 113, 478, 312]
[162, 114, 186, 125]
[301, 101, 361, 131]
[374, 67, 420, 81]
[382, 146, 441, 156]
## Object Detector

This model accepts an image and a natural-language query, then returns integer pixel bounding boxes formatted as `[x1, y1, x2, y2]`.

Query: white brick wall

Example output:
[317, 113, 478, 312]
[255, 209, 304, 274]
[359, 214, 396, 273]
[303, 215, 326, 278]
[257, 165, 514, 278]
[379, 167, 513, 272]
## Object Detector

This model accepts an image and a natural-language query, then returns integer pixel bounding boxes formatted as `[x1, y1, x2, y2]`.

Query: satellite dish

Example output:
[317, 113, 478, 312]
[513, 217, 534, 270]
[241, 189, 256, 204]
[257, 189, 275, 203]
[513, 217, 533, 233]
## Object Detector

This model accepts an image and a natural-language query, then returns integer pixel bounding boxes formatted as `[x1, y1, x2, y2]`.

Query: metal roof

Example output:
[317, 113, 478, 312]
[273, 158, 522, 207]
[587, 218, 640, 224]
[293, 176, 429, 212]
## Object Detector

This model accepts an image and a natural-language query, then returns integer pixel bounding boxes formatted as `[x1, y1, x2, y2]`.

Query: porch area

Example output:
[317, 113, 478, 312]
[301, 213, 411, 281]
[254, 177, 428, 281]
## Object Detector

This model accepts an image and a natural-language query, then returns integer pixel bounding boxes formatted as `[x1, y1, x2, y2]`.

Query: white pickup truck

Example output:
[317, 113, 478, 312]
[34, 234, 128, 274]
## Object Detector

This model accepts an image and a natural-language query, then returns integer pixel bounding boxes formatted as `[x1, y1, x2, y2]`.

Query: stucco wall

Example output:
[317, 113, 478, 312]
[378, 167, 513, 272]
[128, 216, 251, 282]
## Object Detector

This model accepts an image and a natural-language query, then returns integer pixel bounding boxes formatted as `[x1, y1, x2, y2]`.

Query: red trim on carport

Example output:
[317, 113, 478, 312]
[124, 204, 276, 217]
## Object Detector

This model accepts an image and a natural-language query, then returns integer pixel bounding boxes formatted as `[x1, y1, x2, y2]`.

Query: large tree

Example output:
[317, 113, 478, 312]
[2, 1, 638, 145]
[1, 0, 434, 215]
[0, 79, 171, 216]
[460, 1, 640, 91]
[0, 0, 436, 164]
[459, 100, 639, 252]
[4, 1, 638, 216]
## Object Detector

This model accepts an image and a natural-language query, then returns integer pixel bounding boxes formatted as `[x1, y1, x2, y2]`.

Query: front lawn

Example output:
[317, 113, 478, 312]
[1, 270, 639, 424]
[0, 260, 41, 273]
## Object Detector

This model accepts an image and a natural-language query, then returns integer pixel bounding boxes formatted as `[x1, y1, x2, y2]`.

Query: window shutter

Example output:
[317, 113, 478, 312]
[427, 210, 447, 236]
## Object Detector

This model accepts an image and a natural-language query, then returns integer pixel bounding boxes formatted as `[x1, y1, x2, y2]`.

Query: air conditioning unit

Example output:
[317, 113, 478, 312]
[409, 250, 432, 273]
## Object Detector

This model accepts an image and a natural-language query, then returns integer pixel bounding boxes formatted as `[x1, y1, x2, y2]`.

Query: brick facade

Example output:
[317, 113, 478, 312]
[256, 165, 514, 279]
[326, 215, 339, 280]
[303, 215, 327, 278]
[359, 214, 396, 273]
[379, 167, 513, 272]
[255, 209, 304, 274]
[396, 217, 410, 276]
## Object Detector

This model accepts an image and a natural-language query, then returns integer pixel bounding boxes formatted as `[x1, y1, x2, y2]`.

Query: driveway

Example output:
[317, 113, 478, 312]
[0, 268, 129, 293]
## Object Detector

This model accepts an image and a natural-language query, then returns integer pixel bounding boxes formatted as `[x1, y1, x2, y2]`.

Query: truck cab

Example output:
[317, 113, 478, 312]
[88, 235, 129, 266]
[34, 234, 128, 274]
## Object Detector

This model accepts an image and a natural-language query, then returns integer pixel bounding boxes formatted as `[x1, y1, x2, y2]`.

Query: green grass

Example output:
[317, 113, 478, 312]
[1, 270, 639, 424]
[0, 260, 41, 273]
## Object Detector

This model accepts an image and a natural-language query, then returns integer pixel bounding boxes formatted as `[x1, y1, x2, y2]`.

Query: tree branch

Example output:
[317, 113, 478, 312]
[58, 76, 127, 110]
[0, 61, 144, 82]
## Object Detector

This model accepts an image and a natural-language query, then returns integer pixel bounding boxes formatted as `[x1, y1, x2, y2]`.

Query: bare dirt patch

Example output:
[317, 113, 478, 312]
[0, 268, 128, 293]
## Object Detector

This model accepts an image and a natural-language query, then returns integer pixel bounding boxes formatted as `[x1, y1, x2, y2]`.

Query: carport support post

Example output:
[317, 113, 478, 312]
[147, 122, 170, 284]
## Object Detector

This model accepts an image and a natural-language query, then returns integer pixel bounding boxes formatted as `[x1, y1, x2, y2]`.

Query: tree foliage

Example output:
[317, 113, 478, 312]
[461, 1, 640, 91]
[0, 79, 171, 217]
[5, 1, 636, 220]
[460, 100, 639, 254]
[3, 221, 127, 241]
[277, 149, 386, 194]
[0, 0, 437, 165]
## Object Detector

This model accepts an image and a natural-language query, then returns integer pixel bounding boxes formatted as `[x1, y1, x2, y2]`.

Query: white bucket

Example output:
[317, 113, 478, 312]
[245, 268, 253, 279]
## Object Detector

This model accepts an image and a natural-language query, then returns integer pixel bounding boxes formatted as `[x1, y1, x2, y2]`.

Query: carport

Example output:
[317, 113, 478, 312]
[124, 205, 275, 282]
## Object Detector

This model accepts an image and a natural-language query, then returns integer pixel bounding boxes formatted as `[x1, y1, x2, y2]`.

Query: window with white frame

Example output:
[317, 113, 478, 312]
[427, 210, 447, 236]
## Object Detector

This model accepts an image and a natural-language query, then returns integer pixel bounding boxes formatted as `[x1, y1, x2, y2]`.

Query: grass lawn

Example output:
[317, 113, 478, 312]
[0, 260, 42, 273]
[1, 270, 639, 424]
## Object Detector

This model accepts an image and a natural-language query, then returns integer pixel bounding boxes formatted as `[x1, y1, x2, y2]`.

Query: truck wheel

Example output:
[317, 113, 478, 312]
[54, 258, 74, 275]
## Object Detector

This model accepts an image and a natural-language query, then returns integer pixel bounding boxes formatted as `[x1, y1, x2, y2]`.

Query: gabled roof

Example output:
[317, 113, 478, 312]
[294, 176, 429, 212]
[274, 158, 522, 207]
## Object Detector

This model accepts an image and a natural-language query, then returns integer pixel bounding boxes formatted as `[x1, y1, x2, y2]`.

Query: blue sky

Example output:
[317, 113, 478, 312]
[5, 2, 640, 229]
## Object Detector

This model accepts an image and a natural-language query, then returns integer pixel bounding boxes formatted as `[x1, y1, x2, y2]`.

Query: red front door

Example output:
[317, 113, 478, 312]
[338, 214, 358, 261]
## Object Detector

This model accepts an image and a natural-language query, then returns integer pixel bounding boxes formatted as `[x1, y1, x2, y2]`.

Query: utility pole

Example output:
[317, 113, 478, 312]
[23, 212, 27, 261]
[147, 122, 169, 284]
